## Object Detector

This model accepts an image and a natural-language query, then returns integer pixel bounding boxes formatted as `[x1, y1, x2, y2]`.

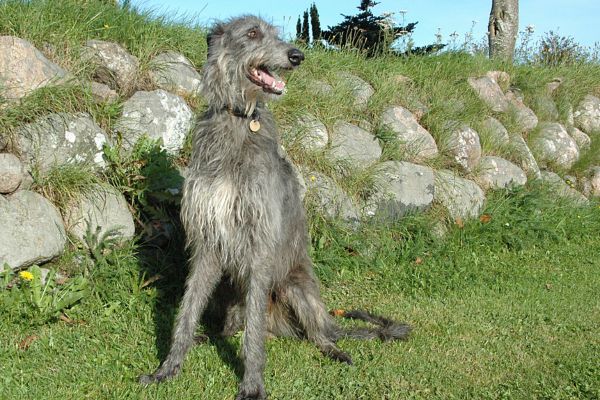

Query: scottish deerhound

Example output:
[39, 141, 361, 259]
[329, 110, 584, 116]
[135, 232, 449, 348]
[140, 16, 411, 400]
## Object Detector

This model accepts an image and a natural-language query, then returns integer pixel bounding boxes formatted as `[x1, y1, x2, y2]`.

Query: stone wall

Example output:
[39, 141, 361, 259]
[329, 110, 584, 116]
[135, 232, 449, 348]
[1, 36, 599, 270]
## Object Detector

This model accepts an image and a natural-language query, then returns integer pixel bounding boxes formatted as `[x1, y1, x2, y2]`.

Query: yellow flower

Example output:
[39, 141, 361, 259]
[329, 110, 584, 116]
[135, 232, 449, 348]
[19, 271, 34, 281]
[310, 175, 316, 182]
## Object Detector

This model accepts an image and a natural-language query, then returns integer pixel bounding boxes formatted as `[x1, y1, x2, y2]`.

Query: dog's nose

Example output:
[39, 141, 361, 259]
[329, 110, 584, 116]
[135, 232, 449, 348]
[288, 48, 305, 66]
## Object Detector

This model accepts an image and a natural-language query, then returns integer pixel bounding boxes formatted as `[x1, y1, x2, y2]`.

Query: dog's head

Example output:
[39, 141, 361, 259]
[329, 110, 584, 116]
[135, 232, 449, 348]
[202, 16, 304, 109]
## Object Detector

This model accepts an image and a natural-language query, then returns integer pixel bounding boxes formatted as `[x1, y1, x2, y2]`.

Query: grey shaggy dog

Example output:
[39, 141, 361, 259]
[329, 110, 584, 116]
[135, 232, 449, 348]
[140, 15, 411, 400]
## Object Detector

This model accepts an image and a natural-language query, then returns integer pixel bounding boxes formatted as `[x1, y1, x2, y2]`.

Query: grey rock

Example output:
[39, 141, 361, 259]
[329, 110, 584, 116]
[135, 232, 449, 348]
[17, 112, 108, 173]
[0, 153, 24, 194]
[115, 89, 193, 154]
[531, 122, 579, 170]
[310, 80, 334, 96]
[567, 105, 575, 126]
[506, 91, 538, 132]
[446, 123, 482, 172]
[296, 114, 328, 150]
[83, 40, 139, 91]
[580, 166, 600, 198]
[330, 121, 381, 166]
[381, 106, 438, 161]
[485, 71, 511, 91]
[434, 170, 485, 220]
[149, 51, 202, 97]
[574, 94, 600, 134]
[338, 72, 374, 109]
[393, 74, 413, 85]
[476, 156, 527, 190]
[0, 190, 66, 269]
[303, 171, 359, 222]
[90, 81, 118, 103]
[65, 184, 135, 245]
[533, 95, 560, 120]
[540, 171, 588, 205]
[509, 134, 541, 179]
[468, 76, 509, 112]
[368, 161, 434, 219]
[546, 77, 563, 94]
[0, 36, 70, 101]
[568, 126, 591, 150]
[481, 117, 510, 145]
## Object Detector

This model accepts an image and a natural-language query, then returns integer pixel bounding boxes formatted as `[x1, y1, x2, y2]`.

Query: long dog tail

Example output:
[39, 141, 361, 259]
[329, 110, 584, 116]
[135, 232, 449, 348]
[331, 309, 412, 341]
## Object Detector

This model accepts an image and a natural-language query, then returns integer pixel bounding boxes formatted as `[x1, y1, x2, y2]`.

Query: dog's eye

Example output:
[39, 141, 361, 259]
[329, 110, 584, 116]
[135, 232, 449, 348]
[247, 28, 260, 39]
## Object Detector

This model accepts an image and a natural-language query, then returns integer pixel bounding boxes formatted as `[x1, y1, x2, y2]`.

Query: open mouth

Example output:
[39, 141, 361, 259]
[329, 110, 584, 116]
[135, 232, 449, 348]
[248, 66, 286, 95]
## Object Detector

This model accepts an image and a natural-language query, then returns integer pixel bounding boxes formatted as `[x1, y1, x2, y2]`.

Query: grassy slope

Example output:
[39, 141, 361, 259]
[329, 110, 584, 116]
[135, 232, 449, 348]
[1, 1, 600, 399]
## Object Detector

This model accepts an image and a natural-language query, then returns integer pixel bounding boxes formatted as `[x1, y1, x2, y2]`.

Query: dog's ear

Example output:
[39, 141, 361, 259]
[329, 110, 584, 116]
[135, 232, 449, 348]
[206, 23, 225, 54]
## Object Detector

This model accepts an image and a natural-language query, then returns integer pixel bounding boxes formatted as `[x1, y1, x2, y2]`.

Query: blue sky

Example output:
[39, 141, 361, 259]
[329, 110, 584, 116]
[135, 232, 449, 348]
[132, 0, 599, 48]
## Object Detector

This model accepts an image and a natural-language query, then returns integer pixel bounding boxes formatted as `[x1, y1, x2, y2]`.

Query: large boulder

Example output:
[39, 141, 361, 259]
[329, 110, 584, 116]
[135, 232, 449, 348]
[381, 106, 438, 161]
[509, 134, 541, 179]
[568, 126, 591, 150]
[506, 91, 538, 132]
[476, 156, 527, 190]
[64, 184, 135, 245]
[581, 166, 600, 198]
[531, 122, 579, 170]
[115, 89, 193, 154]
[0, 36, 70, 101]
[481, 117, 510, 146]
[485, 71, 511, 91]
[83, 40, 139, 91]
[533, 95, 559, 121]
[540, 171, 588, 205]
[468, 76, 509, 112]
[17, 113, 108, 173]
[435, 170, 485, 220]
[446, 123, 481, 172]
[90, 81, 118, 103]
[368, 161, 434, 219]
[329, 121, 381, 166]
[0, 190, 66, 269]
[0, 153, 25, 194]
[295, 114, 328, 150]
[337, 72, 374, 109]
[303, 171, 359, 222]
[573, 95, 600, 134]
[149, 51, 202, 97]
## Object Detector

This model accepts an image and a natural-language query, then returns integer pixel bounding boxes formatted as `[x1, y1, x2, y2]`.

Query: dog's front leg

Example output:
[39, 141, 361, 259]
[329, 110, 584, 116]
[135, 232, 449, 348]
[236, 268, 270, 400]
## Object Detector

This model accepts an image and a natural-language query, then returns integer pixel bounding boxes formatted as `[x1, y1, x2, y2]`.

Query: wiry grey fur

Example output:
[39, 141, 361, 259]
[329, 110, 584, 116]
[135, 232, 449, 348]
[139, 16, 411, 400]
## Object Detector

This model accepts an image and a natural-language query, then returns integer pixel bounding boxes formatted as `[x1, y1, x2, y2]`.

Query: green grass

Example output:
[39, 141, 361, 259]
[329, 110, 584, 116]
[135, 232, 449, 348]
[2, 187, 599, 400]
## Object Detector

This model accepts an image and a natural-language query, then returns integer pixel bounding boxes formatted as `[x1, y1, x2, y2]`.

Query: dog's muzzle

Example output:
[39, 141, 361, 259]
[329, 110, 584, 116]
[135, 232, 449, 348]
[288, 48, 305, 67]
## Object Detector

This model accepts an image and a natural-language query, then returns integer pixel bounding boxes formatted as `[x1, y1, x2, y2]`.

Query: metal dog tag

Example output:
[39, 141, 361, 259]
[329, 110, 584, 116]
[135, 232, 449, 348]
[249, 119, 261, 132]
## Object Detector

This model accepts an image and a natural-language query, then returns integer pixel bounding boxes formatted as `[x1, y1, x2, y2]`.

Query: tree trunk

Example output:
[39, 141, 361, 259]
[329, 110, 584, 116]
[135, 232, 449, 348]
[488, 0, 519, 62]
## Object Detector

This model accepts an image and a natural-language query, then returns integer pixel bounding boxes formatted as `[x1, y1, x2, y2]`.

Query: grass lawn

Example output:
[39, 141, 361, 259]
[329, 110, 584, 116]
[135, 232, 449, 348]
[2, 188, 599, 400]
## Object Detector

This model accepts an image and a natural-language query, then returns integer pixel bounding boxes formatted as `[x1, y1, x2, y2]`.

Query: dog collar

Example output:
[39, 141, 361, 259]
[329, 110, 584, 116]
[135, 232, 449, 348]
[223, 106, 261, 133]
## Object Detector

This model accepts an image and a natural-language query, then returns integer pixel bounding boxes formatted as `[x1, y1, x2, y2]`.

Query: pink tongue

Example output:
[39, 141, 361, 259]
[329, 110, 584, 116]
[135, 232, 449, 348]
[257, 69, 285, 91]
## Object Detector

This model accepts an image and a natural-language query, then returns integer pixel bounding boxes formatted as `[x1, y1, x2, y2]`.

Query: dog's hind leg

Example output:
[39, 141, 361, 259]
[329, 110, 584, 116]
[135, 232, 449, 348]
[140, 250, 222, 384]
[281, 262, 353, 365]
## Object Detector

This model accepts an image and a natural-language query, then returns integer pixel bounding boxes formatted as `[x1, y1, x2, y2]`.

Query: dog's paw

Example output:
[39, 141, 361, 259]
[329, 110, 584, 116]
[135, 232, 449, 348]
[138, 364, 180, 385]
[139, 374, 161, 385]
[326, 348, 353, 365]
[236, 383, 267, 400]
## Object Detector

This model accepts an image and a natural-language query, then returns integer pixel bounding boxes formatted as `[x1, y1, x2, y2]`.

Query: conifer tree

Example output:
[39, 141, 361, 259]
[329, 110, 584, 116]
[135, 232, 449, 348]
[296, 16, 302, 41]
[301, 11, 310, 43]
[310, 3, 321, 43]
